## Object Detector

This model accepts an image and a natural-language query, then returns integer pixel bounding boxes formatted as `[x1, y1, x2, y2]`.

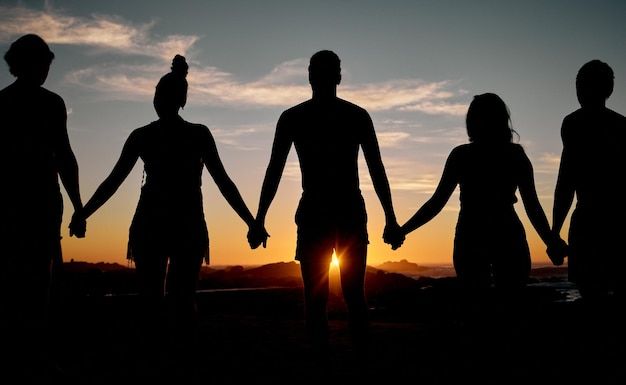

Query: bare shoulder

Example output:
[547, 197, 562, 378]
[450, 143, 470, 158]
[280, 100, 313, 120]
[187, 121, 211, 135]
[33, 87, 66, 113]
[337, 98, 370, 117]
[128, 122, 155, 142]
[606, 107, 626, 123]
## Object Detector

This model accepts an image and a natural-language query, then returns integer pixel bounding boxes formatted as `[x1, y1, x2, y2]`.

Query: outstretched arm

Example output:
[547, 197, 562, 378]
[79, 133, 140, 220]
[361, 114, 403, 248]
[203, 129, 255, 228]
[53, 100, 84, 236]
[552, 147, 575, 235]
[517, 149, 567, 265]
[254, 114, 292, 227]
[401, 150, 458, 235]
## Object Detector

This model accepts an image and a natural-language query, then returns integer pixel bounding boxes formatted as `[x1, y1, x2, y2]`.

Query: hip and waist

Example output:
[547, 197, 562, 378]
[456, 207, 523, 230]
[295, 191, 367, 225]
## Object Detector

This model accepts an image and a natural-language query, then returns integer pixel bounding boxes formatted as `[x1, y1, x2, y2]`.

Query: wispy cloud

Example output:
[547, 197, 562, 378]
[358, 158, 442, 192]
[282, 161, 302, 182]
[411, 127, 466, 145]
[67, 60, 467, 114]
[0, 5, 198, 60]
[534, 152, 561, 174]
[211, 124, 272, 151]
[376, 119, 466, 147]
[399, 100, 468, 116]
[1, 5, 466, 114]
[377, 132, 412, 148]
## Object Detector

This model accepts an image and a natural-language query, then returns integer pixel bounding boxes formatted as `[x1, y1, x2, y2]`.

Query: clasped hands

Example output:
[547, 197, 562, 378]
[69, 210, 87, 238]
[384, 221, 405, 250]
[247, 219, 269, 249]
[546, 233, 568, 266]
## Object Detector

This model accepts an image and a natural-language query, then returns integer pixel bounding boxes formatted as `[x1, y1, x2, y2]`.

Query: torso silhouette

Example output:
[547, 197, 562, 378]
[0, 81, 64, 234]
[561, 106, 626, 282]
[450, 142, 529, 268]
[127, 117, 209, 258]
[280, 98, 369, 228]
[562, 107, 626, 217]
[456, 142, 522, 219]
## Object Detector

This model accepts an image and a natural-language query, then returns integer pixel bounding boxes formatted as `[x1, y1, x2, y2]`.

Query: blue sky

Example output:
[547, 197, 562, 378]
[1, 0, 625, 265]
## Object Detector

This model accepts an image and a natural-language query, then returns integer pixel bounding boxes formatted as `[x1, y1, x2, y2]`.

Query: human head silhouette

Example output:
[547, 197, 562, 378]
[4, 34, 55, 86]
[576, 60, 614, 108]
[466, 93, 514, 143]
[308, 50, 341, 93]
[154, 54, 189, 118]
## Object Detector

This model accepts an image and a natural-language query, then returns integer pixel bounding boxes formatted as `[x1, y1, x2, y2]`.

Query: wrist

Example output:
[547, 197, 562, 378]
[385, 216, 398, 226]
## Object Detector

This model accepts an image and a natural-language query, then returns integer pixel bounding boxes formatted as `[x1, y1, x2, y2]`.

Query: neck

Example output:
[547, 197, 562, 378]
[15, 77, 41, 88]
[581, 101, 607, 110]
[158, 113, 181, 122]
[312, 87, 337, 101]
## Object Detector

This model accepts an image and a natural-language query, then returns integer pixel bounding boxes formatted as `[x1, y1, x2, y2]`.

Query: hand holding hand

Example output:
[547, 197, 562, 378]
[248, 220, 269, 249]
[546, 236, 568, 266]
[383, 221, 405, 250]
[69, 211, 87, 238]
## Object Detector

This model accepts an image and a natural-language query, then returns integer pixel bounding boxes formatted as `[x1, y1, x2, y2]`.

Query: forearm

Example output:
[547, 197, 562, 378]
[552, 187, 574, 234]
[375, 186, 397, 223]
[58, 156, 83, 211]
[402, 198, 444, 234]
[369, 163, 397, 223]
[82, 178, 122, 219]
[256, 175, 280, 223]
[527, 206, 555, 245]
[217, 179, 255, 226]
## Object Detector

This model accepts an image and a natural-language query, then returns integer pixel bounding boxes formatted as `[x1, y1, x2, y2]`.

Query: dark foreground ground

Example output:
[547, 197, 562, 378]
[30, 278, 625, 385]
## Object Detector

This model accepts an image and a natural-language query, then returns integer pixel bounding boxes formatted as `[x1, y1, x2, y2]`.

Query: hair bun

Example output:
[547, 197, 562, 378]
[171, 54, 188, 77]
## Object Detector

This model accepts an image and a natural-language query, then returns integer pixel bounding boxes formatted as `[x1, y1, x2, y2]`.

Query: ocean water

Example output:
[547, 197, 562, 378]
[396, 264, 580, 303]
[527, 281, 581, 303]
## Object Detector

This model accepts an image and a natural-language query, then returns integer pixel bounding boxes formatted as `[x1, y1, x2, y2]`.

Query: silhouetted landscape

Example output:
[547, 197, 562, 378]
[43, 259, 626, 384]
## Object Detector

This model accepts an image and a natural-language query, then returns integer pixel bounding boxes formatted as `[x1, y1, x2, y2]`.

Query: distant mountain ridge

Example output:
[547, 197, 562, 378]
[59, 260, 566, 297]
[376, 259, 427, 273]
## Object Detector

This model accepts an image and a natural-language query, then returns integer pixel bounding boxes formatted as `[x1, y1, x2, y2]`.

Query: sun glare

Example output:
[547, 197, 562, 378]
[331, 252, 340, 269]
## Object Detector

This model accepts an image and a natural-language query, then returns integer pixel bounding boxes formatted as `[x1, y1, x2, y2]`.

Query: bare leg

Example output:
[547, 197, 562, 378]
[337, 240, 369, 353]
[133, 253, 168, 379]
[165, 253, 204, 381]
[166, 253, 203, 334]
[300, 255, 332, 353]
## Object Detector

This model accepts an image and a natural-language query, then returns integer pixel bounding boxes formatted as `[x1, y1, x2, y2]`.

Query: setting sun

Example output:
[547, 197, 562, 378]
[331, 252, 340, 269]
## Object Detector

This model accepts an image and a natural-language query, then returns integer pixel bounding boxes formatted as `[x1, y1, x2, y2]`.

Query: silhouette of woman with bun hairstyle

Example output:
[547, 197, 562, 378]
[71, 55, 259, 374]
[400, 93, 566, 293]
[0, 34, 84, 381]
[552, 60, 626, 301]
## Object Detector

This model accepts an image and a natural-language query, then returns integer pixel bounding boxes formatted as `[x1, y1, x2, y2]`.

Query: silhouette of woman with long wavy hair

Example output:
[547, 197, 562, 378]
[71, 55, 259, 378]
[400, 93, 565, 293]
[552, 60, 626, 302]
[0, 34, 84, 382]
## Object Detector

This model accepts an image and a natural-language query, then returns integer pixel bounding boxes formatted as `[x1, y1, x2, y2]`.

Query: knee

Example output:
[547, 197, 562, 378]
[342, 284, 366, 307]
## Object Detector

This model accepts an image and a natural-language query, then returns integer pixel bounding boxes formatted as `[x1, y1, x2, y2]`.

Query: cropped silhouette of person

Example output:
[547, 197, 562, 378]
[70, 55, 258, 378]
[552, 60, 626, 302]
[249, 50, 403, 357]
[400, 93, 566, 294]
[0, 34, 84, 381]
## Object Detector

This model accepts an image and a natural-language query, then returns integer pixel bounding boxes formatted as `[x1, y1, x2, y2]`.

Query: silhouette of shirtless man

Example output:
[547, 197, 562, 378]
[250, 50, 403, 354]
[0, 34, 84, 381]
[552, 60, 626, 301]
